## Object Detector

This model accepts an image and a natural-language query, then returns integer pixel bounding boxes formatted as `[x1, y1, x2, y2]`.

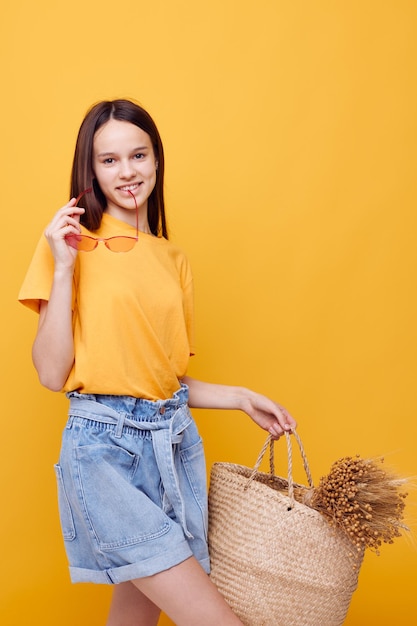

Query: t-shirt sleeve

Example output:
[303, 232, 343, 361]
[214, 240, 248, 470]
[180, 255, 196, 356]
[183, 278, 195, 356]
[18, 235, 56, 313]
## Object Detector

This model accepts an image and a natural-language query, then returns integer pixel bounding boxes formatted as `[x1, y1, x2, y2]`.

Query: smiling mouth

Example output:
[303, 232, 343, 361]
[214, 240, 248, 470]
[118, 183, 142, 192]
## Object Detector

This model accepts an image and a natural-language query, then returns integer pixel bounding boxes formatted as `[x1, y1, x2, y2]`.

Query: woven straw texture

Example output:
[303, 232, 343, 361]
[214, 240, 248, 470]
[208, 435, 363, 626]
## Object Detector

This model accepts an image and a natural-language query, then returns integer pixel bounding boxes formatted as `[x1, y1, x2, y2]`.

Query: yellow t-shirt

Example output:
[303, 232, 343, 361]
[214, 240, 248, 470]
[18, 214, 195, 400]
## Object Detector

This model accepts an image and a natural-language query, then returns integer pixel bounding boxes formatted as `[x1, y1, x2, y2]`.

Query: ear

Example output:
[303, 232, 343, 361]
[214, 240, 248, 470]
[155, 160, 159, 170]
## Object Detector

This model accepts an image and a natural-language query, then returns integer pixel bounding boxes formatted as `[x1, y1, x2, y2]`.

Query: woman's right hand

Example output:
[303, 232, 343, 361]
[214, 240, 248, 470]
[44, 198, 85, 268]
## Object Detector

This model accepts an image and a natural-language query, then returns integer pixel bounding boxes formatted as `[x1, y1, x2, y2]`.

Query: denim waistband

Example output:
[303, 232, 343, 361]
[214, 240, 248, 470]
[66, 383, 194, 539]
[66, 383, 189, 421]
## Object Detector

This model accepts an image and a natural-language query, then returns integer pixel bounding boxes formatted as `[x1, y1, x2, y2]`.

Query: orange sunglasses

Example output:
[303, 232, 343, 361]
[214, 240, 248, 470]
[65, 188, 138, 252]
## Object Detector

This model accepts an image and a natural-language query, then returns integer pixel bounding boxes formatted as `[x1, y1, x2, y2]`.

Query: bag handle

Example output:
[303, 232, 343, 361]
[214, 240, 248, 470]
[245, 430, 314, 509]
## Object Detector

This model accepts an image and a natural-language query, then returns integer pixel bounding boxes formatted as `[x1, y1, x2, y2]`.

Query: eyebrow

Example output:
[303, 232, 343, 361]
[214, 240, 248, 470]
[96, 146, 150, 157]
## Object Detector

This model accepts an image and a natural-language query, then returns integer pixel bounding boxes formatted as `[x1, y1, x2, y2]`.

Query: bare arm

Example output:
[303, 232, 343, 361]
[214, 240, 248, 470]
[32, 198, 85, 391]
[32, 273, 74, 390]
[182, 375, 297, 438]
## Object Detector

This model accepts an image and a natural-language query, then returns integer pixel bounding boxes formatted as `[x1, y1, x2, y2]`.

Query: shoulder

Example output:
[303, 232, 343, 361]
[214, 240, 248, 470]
[154, 236, 189, 261]
[153, 237, 193, 284]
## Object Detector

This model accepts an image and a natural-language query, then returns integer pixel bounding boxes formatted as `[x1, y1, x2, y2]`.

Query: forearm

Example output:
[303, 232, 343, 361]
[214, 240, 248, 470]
[32, 268, 75, 391]
[182, 376, 248, 411]
[182, 375, 297, 437]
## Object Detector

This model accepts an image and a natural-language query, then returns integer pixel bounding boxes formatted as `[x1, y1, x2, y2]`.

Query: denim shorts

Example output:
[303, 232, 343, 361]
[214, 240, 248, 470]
[54, 384, 210, 584]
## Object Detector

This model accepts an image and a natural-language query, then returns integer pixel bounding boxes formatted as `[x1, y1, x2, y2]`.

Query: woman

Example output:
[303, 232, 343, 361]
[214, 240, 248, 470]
[19, 99, 297, 625]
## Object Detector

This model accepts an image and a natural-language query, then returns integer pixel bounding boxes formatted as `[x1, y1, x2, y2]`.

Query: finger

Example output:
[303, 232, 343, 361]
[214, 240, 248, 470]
[62, 214, 83, 230]
[268, 423, 283, 438]
[47, 206, 83, 229]
[269, 432, 281, 441]
[62, 205, 85, 221]
[48, 207, 85, 235]
[276, 404, 297, 430]
[46, 216, 79, 238]
[273, 408, 292, 431]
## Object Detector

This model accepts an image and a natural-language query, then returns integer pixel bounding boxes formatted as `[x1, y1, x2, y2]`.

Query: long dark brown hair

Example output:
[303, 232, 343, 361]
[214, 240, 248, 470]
[70, 99, 167, 238]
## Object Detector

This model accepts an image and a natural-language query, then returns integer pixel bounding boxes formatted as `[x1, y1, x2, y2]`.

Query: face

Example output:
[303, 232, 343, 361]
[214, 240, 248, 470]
[93, 119, 158, 224]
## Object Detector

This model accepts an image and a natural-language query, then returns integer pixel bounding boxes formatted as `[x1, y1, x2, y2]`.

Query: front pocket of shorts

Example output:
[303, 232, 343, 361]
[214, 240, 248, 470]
[54, 464, 76, 541]
[75, 443, 170, 551]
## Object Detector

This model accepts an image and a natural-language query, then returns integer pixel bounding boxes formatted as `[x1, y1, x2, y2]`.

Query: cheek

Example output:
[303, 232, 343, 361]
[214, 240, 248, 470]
[93, 168, 111, 189]
[145, 166, 157, 188]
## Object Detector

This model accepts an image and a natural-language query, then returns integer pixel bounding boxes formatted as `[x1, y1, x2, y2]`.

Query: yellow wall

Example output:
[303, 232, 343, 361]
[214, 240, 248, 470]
[1, 1, 416, 624]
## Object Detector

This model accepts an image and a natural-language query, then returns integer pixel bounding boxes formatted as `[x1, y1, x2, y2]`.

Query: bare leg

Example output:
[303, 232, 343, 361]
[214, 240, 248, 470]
[106, 581, 161, 626]
[132, 556, 243, 626]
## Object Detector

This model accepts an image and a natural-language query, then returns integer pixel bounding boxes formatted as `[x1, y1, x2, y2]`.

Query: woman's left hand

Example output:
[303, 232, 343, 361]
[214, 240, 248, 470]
[238, 389, 296, 439]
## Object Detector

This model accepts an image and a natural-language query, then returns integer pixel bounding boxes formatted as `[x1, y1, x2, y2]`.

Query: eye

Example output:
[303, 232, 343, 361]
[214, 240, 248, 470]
[133, 153, 145, 160]
[103, 157, 115, 164]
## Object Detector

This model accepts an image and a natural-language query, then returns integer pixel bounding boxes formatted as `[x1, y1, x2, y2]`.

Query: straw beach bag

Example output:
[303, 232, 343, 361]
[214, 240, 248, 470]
[208, 432, 363, 626]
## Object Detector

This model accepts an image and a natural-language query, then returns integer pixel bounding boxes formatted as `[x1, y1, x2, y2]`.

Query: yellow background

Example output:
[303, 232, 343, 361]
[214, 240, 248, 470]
[1, 1, 416, 624]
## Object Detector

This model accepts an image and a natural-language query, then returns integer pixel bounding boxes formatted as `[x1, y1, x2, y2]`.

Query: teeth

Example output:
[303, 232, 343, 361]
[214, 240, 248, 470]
[120, 184, 139, 191]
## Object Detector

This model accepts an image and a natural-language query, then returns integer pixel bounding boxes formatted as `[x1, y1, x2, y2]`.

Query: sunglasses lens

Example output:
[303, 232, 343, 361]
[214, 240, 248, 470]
[65, 234, 98, 252]
[106, 237, 137, 252]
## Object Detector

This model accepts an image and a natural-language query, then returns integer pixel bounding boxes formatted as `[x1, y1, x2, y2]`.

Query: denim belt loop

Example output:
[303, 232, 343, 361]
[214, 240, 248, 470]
[114, 413, 126, 439]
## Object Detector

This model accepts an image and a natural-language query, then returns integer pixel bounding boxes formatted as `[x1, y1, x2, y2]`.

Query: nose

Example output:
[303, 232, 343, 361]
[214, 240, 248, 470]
[119, 159, 136, 179]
